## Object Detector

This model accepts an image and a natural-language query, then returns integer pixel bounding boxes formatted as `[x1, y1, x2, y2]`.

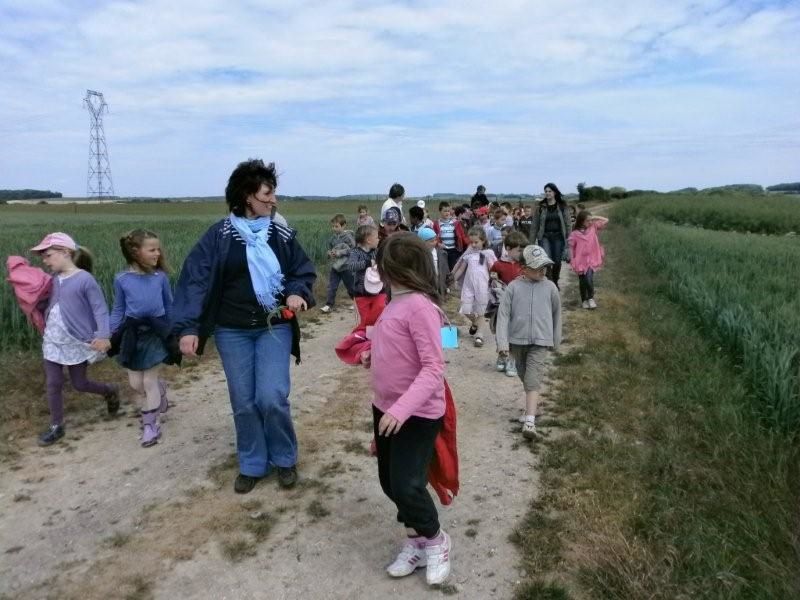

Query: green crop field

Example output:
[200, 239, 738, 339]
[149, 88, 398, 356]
[614, 191, 800, 235]
[0, 199, 367, 353]
[613, 191, 800, 432]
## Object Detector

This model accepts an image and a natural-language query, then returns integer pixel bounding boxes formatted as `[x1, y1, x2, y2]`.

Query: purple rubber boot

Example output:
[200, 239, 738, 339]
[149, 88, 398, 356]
[158, 379, 170, 414]
[141, 410, 161, 448]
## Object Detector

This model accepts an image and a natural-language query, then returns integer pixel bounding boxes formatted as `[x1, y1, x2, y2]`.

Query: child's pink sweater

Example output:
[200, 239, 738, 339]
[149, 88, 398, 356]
[371, 292, 445, 424]
[569, 221, 607, 274]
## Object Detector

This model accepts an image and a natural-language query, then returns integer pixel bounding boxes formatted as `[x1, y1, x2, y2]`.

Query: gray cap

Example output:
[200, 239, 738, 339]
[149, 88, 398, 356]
[520, 245, 554, 269]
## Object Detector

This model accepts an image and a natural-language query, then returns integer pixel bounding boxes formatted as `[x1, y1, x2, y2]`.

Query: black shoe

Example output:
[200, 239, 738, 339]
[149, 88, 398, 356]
[38, 424, 65, 446]
[468, 325, 478, 336]
[105, 385, 120, 416]
[234, 473, 259, 494]
[277, 466, 298, 489]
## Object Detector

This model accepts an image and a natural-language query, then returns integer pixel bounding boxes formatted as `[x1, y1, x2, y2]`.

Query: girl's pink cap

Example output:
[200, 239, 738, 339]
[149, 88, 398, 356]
[30, 232, 77, 253]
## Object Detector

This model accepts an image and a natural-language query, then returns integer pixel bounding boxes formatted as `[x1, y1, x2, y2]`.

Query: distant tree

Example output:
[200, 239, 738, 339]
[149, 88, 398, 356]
[766, 182, 800, 193]
[701, 184, 763, 195]
[578, 184, 610, 203]
[608, 186, 627, 200]
[0, 189, 62, 200]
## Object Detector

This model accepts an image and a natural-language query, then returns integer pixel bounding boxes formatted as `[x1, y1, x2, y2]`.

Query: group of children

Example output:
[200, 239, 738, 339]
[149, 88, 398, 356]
[11, 186, 607, 589]
[12, 230, 175, 448]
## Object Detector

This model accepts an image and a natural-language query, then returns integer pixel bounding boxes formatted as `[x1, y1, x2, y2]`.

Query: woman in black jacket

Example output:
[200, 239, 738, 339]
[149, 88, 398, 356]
[531, 183, 572, 288]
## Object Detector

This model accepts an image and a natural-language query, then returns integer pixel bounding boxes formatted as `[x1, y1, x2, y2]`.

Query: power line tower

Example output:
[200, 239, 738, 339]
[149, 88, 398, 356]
[84, 89, 115, 198]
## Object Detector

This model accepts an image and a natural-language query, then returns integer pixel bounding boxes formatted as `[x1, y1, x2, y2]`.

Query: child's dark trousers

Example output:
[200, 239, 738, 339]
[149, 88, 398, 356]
[373, 405, 443, 538]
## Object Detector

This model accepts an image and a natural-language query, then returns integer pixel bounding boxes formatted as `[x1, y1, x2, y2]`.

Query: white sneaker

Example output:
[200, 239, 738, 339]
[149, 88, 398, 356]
[425, 531, 452, 585]
[386, 540, 427, 577]
[505, 358, 517, 377]
[320, 305, 331, 313]
[495, 355, 506, 372]
[588, 298, 597, 309]
[582, 300, 590, 309]
[522, 416, 536, 439]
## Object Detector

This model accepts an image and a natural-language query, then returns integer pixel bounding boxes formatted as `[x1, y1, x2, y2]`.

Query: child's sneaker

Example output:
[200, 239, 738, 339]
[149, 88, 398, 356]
[38, 424, 65, 446]
[505, 358, 517, 377]
[320, 305, 332, 314]
[425, 530, 452, 585]
[588, 298, 598, 309]
[386, 539, 427, 577]
[473, 336, 484, 348]
[582, 300, 590, 309]
[522, 416, 536, 439]
[495, 355, 506, 372]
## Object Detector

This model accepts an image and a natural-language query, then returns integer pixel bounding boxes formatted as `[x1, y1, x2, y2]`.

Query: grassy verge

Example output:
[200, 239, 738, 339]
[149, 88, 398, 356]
[513, 224, 800, 599]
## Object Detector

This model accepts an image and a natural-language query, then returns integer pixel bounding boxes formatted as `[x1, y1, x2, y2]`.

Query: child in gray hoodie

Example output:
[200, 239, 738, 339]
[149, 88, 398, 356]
[495, 245, 561, 438]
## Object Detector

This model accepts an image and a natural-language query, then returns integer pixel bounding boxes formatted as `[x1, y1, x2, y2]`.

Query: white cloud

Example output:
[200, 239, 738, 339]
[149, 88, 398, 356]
[0, 0, 798, 195]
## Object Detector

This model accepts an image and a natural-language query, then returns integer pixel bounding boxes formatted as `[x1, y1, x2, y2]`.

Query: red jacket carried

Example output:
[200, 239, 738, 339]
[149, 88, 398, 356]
[6, 256, 52, 334]
[335, 319, 460, 506]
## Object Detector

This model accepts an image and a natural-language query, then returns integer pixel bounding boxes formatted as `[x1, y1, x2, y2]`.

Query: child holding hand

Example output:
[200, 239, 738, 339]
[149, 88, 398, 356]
[29, 233, 118, 446]
[496, 245, 561, 438]
[110, 229, 174, 447]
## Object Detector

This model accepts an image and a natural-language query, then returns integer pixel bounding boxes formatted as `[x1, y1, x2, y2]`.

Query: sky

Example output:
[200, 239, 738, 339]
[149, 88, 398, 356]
[0, 0, 798, 197]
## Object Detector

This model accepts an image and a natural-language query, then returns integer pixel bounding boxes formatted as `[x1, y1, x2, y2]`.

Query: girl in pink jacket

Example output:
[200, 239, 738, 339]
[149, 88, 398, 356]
[361, 232, 452, 587]
[568, 211, 609, 309]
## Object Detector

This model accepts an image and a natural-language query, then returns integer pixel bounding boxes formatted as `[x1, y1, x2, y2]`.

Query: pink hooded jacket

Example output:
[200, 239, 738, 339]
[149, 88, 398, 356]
[6, 256, 52, 334]
[568, 220, 608, 275]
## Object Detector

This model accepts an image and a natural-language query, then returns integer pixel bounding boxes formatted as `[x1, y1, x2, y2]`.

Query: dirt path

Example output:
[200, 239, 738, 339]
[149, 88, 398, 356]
[0, 278, 572, 599]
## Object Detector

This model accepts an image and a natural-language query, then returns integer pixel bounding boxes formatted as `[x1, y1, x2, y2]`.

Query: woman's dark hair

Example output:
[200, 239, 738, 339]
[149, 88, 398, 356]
[389, 183, 405, 200]
[574, 210, 592, 230]
[542, 182, 566, 207]
[225, 159, 278, 217]
[355, 224, 379, 244]
[376, 233, 440, 304]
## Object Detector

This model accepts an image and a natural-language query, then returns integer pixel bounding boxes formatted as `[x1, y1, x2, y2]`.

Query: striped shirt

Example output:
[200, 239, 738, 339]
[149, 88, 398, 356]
[438, 219, 456, 249]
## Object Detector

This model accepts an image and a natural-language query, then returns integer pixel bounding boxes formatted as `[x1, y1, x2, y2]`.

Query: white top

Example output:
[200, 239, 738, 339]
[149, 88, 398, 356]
[43, 303, 105, 365]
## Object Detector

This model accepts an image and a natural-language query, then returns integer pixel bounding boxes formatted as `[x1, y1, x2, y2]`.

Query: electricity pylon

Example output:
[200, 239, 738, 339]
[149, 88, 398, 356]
[84, 90, 115, 198]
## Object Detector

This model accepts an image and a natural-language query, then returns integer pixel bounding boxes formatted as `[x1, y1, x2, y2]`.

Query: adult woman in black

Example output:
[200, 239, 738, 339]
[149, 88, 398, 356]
[531, 183, 572, 288]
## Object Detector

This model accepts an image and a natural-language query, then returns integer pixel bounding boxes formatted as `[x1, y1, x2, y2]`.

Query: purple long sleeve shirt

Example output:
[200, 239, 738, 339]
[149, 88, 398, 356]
[45, 270, 110, 342]
[109, 270, 173, 333]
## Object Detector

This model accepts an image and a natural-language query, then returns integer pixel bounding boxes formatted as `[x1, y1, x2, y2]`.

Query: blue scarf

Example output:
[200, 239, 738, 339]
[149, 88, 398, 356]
[229, 213, 284, 311]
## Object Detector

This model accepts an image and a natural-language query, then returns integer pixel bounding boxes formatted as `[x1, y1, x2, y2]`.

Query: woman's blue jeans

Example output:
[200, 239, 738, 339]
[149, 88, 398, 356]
[215, 324, 297, 477]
